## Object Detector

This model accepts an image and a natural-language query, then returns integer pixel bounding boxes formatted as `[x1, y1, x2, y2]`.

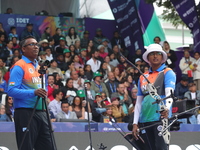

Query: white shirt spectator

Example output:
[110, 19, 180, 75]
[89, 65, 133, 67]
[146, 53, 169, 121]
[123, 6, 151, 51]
[73, 78, 85, 90]
[48, 99, 62, 117]
[86, 58, 101, 73]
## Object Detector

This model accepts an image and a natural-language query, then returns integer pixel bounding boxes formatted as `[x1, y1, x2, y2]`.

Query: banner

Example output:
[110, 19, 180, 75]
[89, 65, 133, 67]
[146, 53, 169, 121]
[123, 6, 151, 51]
[136, 0, 166, 46]
[107, 0, 144, 56]
[171, 0, 200, 52]
[0, 14, 84, 41]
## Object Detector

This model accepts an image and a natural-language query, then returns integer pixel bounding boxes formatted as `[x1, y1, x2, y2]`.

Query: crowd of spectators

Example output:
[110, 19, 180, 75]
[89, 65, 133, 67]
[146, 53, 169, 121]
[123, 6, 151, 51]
[0, 21, 200, 124]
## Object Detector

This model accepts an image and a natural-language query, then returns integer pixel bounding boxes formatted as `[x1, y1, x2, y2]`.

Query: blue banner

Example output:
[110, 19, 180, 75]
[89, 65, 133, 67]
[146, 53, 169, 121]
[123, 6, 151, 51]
[107, 0, 144, 56]
[171, 0, 200, 52]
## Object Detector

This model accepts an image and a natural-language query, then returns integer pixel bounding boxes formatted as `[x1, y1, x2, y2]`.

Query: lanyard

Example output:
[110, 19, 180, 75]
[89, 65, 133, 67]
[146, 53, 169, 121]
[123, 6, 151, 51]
[95, 83, 103, 92]
[109, 82, 116, 93]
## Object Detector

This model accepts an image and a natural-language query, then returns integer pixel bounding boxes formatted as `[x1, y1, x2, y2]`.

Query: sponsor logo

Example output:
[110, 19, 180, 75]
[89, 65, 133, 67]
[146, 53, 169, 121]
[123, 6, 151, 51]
[157, 125, 163, 131]
[7, 18, 15, 26]
[29, 68, 34, 74]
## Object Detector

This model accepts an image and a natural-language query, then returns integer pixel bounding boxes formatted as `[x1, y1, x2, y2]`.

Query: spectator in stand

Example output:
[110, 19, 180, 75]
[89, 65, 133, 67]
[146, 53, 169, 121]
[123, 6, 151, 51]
[4, 56, 20, 83]
[100, 105, 115, 123]
[56, 101, 78, 121]
[101, 92, 111, 105]
[112, 45, 121, 60]
[38, 39, 49, 52]
[8, 26, 18, 41]
[91, 71, 109, 96]
[48, 89, 63, 117]
[66, 27, 80, 46]
[112, 67, 126, 82]
[61, 78, 77, 104]
[111, 82, 132, 116]
[0, 23, 7, 41]
[79, 67, 85, 79]
[21, 23, 40, 41]
[153, 36, 161, 45]
[47, 59, 64, 79]
[101, 38, 112, 54]
[74, 40, 81, 54]
[63, 48, 71, 63]
[163, 41, 177, 71]
[131, 49, 145, 65]
[110, 31, 125, 49]
[98, 62, 109, 82]
[65, 61, 75, 79]
[190, 52, 200, 91]
[174, 76, 189, 100]
[106, 72, 119, 97]
[0, 58, 7, 77]
[41, 27, 51, 40]
[70, 70, 84, 90]
[98, 45, 108, 59]
[104, 55, 114, 71]
[117, 56, 130, 73]
[4, 40, 14, 65]
[81, 31, 90, 48]
[84, 64, 93, 81]
[72, 54, 84, 71]
[69, 44, 77, 56]
[84, 80, 96, 101]
[0, 33, 6, 49]
[53, 28, 63, 46]
[86, 50, 101, 73]
[48, 38, 55, 57]
[56, 53, 67, 72]
[184, 83, 200, 124]
[53, 72, 64, 88]
[69, 95, 85, 119]
[12, 37, 20, 49]
[111, 97, 125, 123]
[13, 49, 22, 58]
[87, 40, 95, 53]
[38, 51, 47, 65]
[79, 48, 89, 65]
[44, 47, 53, 61]
[131, 87, 138, 105]
[5, 8, 13, 14]
[5, 95, 14, 121]
[109, 53, 119, 67]
[92, 93, 104, 122]
[47, 74, 59, 101]
[126, 74, 136, 97]
[179, 50, 195, 83]
[55, 37, 68, 54]
[93, 28, 106, 48]
[0, 103, 11, 122]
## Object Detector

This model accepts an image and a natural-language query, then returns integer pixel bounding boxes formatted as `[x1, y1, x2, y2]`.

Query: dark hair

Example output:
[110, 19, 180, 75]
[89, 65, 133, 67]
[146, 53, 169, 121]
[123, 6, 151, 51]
[68, 27, 77, 39]
[71, 96, 82, 110]
[6, 40, 12, 45]
[61, 100, 69, 107]
[53, 89, 62, 98]
[194, 52, 200, 55]
[10, 26, 16, 31]
[47, 74, 54, 79]
[56, 28, 61, 32]
[153, 36, 161, 42]
[48, 37, 54, 42]
[66, 78, 73, 87]
[43, 46, 52, 51]
[44, 27, 49, 32]
[19, 35, 36, 48]
[50, 59, 57, 64]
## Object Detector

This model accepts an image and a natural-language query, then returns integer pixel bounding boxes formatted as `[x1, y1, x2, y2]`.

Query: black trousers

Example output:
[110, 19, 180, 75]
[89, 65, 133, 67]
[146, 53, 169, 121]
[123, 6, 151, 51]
[14, 108, 54, 150]
[139, 122, 168, 150]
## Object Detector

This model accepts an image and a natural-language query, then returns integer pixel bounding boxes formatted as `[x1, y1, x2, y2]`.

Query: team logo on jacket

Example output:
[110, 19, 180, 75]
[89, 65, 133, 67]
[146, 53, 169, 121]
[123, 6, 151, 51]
[29, 68, 34, 74]
[157, 125, 163, 131]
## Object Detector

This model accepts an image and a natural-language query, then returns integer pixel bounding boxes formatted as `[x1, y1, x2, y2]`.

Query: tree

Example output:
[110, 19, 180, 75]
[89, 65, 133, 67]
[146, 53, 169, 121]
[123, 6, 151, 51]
[145, 0, 200, 28]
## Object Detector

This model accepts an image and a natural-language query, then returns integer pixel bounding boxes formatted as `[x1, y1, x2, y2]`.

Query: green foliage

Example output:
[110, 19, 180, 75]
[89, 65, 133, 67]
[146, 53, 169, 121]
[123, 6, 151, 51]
[144, 0, 185, 28]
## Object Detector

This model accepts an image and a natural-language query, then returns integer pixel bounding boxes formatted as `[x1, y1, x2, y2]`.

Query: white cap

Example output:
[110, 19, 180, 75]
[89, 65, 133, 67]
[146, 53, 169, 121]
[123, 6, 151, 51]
[142, 44, 167, 64]
[135, 58, 142, 63]
[38, 39, 48, 45]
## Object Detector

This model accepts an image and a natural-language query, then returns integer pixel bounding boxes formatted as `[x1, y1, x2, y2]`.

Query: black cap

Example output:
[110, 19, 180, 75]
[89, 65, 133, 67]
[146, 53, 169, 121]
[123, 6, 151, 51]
[27, 23, 33, 26]
[181, 76, 188, 81]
